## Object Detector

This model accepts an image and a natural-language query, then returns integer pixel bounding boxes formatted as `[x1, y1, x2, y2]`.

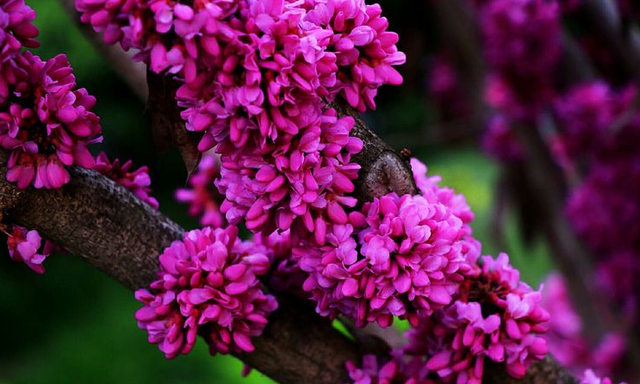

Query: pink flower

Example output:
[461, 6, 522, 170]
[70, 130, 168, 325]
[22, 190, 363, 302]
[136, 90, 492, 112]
[297, 190, 480, 327]
[215, 106, 362, 235]
[403, 253, 549, 383]
[175, 153, 224, 227]
[540, 273, 627, 378]
[566, 159, 640, 256]
[94, 152, 159, 209]
[553, 82, 635, 160]
[581, 370, 628, 384]
[481, 114, 524, 163]
[135, 226, 278, 358]
[254, 230, 306, 295]
[478, 0, 562, 119]
[0, 0, 39, 66]
[303, 0, 406, 111]
[346, 355, 433, 384]
[6, 225, 55, 274]
[0, 52, 102, 189]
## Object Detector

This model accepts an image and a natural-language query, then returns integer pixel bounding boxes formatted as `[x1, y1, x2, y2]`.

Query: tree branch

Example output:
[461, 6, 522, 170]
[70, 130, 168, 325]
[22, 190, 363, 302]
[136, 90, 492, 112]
[0, 156, 359, 384]
[0, 154, 578, 383]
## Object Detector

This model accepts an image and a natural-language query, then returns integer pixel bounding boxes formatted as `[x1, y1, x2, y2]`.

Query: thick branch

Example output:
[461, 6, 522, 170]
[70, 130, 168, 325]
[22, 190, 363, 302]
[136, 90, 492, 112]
[0, 154, 581, 384]
[2, 164, 181, 289]
[0, 157, 359, 384]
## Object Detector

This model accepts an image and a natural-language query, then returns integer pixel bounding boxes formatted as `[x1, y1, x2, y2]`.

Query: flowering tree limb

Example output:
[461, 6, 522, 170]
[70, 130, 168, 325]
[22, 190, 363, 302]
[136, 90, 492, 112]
[0, 154, 360, 384]
[0, 152, 578, 384]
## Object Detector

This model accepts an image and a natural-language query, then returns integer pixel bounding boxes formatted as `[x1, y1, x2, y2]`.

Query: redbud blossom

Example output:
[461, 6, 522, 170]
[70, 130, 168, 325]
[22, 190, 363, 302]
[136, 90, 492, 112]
[135, 227, 277, 358]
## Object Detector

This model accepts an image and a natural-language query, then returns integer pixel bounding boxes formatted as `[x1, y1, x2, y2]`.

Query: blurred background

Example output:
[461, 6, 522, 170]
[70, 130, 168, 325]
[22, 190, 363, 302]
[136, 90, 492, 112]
[0, 1, 554, 383]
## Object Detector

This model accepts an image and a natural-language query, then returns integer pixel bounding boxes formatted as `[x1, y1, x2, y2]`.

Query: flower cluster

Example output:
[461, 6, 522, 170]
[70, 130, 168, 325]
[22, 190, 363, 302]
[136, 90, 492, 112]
[427, 53, 470, 120]
[75, 0, 405, 237]
[296, 159, 480, 327]
[301, 0, 406, 112]
[346, 355, 431, 384]
[175, 153, 224, 227]
[0, 0, 38, 66]
[134, 227, 278, 358]
[481, 114, 524, 163]
[94, 152, 159, 209]
[76, 0, 405, 111]
[214, 108, 363, 235]
[553, 82, 636, 160]
[6, 225, 56, 274]
[540, 273, 627, 378]
[566, 159, 640, 257]
[478, 0, 562, 119]
[403, 254, 549, 383]
[0, 52, 102, 189]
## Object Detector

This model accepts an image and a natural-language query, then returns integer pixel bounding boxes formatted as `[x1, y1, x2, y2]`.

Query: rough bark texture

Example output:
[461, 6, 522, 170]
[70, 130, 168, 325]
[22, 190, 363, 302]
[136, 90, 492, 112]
[240, 296, 359, 384]
[0, 164, 181, 290]
[486, 356, 579, 384]
[331, 101, 418, 200]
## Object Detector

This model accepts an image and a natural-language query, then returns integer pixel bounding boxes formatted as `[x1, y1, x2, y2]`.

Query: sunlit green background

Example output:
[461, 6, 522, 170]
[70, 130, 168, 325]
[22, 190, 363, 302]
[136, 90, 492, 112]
[0, 1, 554, 383]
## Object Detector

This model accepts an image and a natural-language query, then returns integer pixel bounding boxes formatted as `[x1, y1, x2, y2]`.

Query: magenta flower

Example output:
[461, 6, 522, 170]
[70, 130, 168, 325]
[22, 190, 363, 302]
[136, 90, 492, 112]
[135, 226, 278, 358]
[297, 189, 480, 327]
[481, 114, 524, 163]
[346, 354, 433, 384]
[253, 230, 306, 295]
[403, 253, 549, 383]
[346, 355, 400, 384]
[581, 370, 628, 384]
[566, 159, 640, 256]
[6, 225, 55, 274]
[215, 106, 362, 235]
[540, 273, 627, 378]
[0, 0, 39, 66]
[302, 0, 406, 111]
[94, 152, 159, 209]
[0, 52, 102, 189]
[478, 0, 562, 119]
[553, 82, 635, 160]
[175, 153, 224, 227]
